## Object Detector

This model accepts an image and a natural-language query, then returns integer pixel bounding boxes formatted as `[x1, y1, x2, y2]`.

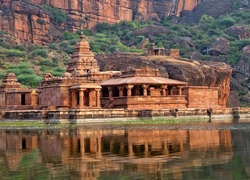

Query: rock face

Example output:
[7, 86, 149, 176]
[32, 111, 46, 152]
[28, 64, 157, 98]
[179, 0, 234, 24]
[207, 37, 230, 56]
[96, 53, 232, 107]
[0, 0, 202, 44]
[225, 26, 250, 40]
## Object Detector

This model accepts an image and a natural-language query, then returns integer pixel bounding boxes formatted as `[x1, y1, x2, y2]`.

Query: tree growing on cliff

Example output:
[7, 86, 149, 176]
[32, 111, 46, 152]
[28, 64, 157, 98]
[42, 5, 67, 25]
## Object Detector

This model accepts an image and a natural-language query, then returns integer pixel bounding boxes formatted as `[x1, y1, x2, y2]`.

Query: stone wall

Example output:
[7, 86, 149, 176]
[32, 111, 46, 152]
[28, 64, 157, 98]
[183, 86, 220, 108]
[3, 107, 250, 121]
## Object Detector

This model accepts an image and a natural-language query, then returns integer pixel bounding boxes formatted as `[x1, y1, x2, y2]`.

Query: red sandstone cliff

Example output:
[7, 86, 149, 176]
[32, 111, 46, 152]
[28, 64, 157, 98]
[0, 0, 202, 44]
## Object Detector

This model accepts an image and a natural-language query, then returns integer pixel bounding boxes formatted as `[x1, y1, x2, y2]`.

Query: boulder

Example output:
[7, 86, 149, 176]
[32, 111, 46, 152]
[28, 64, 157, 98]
[226, 91, 240, 107]
[225, 26, 250, 40]
[190, 52, 202, 60]
[207, 37, 230, 56]
[136, 38, 149, 49]
[236, 55, 250, 77]
[132, 25, 169, 37]
[242, 45, 250, 54]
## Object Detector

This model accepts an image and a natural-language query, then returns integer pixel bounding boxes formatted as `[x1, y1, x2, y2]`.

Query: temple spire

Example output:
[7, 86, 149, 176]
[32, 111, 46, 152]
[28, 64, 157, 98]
[66, 34, 100, 76]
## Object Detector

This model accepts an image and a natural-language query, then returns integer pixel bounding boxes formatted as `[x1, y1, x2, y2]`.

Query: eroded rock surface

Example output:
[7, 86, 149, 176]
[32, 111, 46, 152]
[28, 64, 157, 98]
[0, 0, 202, 44]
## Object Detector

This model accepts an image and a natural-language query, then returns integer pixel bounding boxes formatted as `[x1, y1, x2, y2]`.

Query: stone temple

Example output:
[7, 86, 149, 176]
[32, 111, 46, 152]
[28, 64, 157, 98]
[0, 35, 223, 119]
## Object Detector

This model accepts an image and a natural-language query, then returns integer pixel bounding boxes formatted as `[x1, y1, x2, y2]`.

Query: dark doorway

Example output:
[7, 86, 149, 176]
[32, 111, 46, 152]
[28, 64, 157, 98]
[84, 91, 89, 106]
[21, 94, 26, 105]
[76, 92, 79, 105]
[22, 138, 26, 149]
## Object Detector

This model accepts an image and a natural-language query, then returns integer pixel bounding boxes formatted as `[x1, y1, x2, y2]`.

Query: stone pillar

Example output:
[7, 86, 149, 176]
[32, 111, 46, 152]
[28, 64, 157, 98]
[97, 136, 102, 158]
[108, 87, 113, 100]
[89, 89, 92, 107]
[169, 86, 173, 95]
[126, 85, 134, 97]
[142, 85, 149, 96]
[145, 142, 149, 157]
[120, 142, 125, 155]
[71, 91, 76, 108]
[149, 87, 155, 96]
[118, 86, 124, 97]
[129, 144, 134, 157]
[96, 89, 101, 107]
[80, 136, 85, 156]
[161, 85, 168, 96]
[79, 89, 85, 108]
[177, 86, 183, 95]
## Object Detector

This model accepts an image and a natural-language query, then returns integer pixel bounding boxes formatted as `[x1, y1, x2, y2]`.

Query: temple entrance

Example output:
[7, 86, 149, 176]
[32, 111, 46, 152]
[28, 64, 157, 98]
[21, 94, 26, 105]
[84, 91, 89, 106]
[70, 85, 102, 109]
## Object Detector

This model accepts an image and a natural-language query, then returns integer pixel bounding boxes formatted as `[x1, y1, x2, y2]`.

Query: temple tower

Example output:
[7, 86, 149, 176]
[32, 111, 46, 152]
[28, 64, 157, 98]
[66, 34, 100, 76]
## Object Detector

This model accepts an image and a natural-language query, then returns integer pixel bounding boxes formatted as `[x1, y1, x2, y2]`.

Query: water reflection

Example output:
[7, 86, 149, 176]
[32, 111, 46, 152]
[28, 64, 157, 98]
[0, 125, 248, 179]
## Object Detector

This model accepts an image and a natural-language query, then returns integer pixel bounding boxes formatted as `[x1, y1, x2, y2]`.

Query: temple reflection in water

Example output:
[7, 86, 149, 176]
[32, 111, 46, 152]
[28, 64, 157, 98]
[0, 127, 233, 179]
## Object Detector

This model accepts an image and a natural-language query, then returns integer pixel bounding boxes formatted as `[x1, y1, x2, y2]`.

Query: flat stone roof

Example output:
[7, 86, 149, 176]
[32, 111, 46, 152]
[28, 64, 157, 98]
[101, 76, 187, 86]
[70, 83, 102, 89]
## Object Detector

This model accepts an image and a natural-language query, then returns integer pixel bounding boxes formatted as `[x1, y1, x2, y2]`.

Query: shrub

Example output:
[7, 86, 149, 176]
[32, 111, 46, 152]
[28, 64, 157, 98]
[231, 39, 250, 50]
[31, 49, 48, 58]
[6, 49, 25, 57]
[43, 5, 67, 24]
[14, 45, 26, 51]
[219, 17, 236, 28]
[199, 15, 214, 24]
[48, 43, 59, 50]
[62, 32, 79, 40]
[37, 18, 45, 25]
[17, 74, 42, 87]
[39, 59, 53, 67]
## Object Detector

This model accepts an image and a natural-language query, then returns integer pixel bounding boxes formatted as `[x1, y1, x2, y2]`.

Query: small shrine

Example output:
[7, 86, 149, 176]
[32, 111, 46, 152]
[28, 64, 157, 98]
[0, 73, 37, 110]
[147, 43, 165, 55]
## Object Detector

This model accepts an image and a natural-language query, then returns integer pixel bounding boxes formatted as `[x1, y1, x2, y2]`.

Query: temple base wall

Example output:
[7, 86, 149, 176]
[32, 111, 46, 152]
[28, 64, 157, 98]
[183, 86, 220, 108]
[1, 108, 250, 123]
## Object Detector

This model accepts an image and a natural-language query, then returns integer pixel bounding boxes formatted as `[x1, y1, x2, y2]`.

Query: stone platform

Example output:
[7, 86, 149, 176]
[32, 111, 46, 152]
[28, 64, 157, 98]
[1, 107, 250, 123]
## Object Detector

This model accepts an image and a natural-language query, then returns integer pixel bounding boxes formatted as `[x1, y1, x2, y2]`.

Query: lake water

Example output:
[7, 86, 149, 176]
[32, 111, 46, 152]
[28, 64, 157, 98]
[0, 122, 250, 179]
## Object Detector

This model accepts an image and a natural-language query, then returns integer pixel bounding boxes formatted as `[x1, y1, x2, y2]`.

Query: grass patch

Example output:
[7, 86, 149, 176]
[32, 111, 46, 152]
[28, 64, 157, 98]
[0, 121, 76, 129]
[102, 117, 208, 125]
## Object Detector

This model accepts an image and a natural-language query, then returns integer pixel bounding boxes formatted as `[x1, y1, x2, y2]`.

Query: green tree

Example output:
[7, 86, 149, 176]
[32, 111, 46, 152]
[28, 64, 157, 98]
[199, 15, 214, 24]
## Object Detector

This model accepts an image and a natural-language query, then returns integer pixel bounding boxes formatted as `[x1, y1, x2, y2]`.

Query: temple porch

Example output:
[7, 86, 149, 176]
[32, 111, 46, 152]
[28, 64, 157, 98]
[101, 84, 187, 110]
[70, 84, 101, 109]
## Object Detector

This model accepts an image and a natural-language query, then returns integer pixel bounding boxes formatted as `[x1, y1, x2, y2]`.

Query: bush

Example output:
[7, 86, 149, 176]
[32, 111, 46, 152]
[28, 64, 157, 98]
[37, 18, 45, 25]
[62, 32, 79, 40]
[31, 49, 48, 58]
[7, 63, 34, 76]
[14, 45, 26, 51]
[231, 39, 250, 50]
[199, 15, 214, 24]
[39, 59, 53, 67]
[219, 17, 236, 28]
[6, 49, 25, 57]
[17, 74, 42, 87]
[43, 5, 67, 24]
[48, 43, 59, 50]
